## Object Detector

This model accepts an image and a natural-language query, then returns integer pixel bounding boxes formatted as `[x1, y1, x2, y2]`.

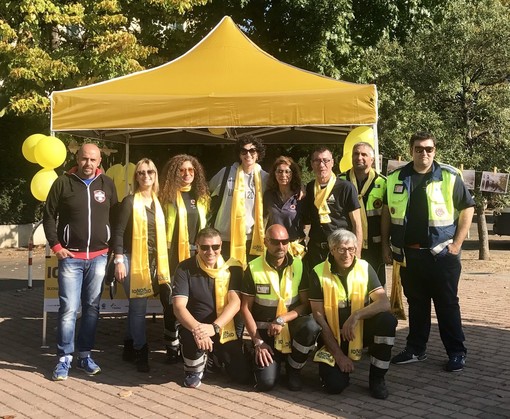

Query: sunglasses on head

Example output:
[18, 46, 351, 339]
[136, 170, 155, 176]
[240, 148, 257, 155]
[268, 238, 290, 246]
[199, 244, 221, 251]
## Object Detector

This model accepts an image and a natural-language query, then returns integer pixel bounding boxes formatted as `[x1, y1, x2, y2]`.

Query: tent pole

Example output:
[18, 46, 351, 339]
[125, 136, 130, 197]
[372, 123, 380, 173]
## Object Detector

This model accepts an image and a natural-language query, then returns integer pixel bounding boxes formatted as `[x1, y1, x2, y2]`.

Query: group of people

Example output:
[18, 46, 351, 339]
[42, 131, 474, 400]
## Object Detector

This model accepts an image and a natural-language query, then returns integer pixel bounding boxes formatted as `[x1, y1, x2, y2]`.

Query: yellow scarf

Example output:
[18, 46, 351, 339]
[314, 175, 337, 224]
[390, 261, 406, 320]
[176, 185, 192, 264]
[261, 256, 293, 354]
[165, 194, 207, 272]
[196, 255, 242, 344]
[349, 169, 376, 249]
[288, 240, 306, 259]
[230, 164, 265, 267]
[313, 258, 367, 365]
[130, 192, 170, 298]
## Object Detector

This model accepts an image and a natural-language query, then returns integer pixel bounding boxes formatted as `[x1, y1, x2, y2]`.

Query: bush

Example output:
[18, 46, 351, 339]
[0, 178, 43, 224]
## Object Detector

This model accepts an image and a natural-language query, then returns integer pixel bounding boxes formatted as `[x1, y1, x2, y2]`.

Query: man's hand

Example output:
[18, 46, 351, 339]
[255, 342, 274, 367]
[267, 323, 283, 337]
[334, 351, 354, 373]
[55, 248, 74, 260]
[447, 242, 461, 255]
[340, 313, 359, 342]
[382, 243, 393, 265]
[193, 323, 216, 339]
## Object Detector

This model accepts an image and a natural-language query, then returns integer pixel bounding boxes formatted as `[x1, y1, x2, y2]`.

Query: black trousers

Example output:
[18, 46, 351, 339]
[400, 248, 466, 356]
[253, 315, 321, 391]
[319, 311, 397, 394]
[180, 328, 250, 384]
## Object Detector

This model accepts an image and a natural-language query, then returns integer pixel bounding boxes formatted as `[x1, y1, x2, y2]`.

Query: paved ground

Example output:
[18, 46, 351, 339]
[0, 235, 509, 418]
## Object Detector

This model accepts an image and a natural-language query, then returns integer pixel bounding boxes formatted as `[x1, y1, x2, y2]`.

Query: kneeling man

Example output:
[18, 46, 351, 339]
[242, 224, 321, 391]
[309, 229, 397, 399]
[173, 227, 250, 388]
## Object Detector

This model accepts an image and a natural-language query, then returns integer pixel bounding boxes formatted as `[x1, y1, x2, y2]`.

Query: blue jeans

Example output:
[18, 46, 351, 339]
[57, 254, 107, 357]
[120, 255, 149, 350]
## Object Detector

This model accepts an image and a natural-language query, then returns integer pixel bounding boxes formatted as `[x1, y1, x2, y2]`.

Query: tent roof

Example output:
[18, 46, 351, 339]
[50, 16, 377, 145]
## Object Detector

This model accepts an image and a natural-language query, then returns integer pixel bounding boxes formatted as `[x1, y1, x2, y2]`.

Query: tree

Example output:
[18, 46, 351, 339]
[364, 0, 510, 259]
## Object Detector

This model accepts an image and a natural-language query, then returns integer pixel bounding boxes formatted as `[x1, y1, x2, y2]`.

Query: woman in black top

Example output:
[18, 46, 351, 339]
[112, 158, 170, 372]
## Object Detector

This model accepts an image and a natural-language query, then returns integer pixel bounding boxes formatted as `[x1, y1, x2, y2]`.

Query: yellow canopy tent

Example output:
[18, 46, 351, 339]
[50, 16, 378, 149]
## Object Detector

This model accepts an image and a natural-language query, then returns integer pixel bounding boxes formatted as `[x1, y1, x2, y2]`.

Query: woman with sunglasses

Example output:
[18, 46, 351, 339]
[264, 156, 306, 256]
[208, 135, 268, 268]
[159, 154, 210, 362]
[112, 158, 171, 372]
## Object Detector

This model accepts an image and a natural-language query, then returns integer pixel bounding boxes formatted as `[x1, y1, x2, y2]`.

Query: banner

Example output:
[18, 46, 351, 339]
[44, 255, 163, 313]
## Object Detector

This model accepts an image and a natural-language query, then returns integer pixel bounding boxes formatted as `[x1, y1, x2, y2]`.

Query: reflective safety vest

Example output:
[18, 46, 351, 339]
[386, 162, 458, 262]
[339, 170, 386, 244]
[248, 254, 303, 319]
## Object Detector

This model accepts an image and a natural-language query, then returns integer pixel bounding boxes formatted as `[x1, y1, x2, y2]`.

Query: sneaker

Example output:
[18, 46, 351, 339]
[183, 371, 203, 388]
[52, 358, 71, 381]
[77, 356, 101, 376]
[391, 348, 427, 364]
[369, 376, 389, 400]
[286, 367, 302, 391]
[444, 355, 466, 372]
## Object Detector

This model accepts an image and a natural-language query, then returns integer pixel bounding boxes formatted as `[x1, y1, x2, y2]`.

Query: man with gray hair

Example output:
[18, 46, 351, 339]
[309, 228, 397, 399]
[339, 142, 387, 286]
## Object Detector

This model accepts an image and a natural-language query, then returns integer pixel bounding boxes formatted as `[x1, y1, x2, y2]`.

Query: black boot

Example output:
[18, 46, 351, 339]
[122, 339, 135, 363]
[369, 376, 389, 399]
[134, 344, 150, 372]
[286, 364, 302, 391]
[166, 345, 181, 364]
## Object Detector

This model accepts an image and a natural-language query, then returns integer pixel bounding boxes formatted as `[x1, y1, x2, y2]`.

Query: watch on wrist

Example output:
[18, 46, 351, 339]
[275, 316, 285, 326]
[114, 258, 124, 264]
[212, 322, 221, 335]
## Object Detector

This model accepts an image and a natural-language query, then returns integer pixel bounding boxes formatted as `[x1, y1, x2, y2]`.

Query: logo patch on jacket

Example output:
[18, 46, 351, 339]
[373, 198, 382, 209]
[327, 194, 335, 202]
[94, 190, 106, 203]
[256, 284, 270, 294]
[393, 184, 404, 194]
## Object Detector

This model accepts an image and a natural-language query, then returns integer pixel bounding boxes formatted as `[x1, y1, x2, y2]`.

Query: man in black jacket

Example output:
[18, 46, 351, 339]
[43, 143, 117, 381]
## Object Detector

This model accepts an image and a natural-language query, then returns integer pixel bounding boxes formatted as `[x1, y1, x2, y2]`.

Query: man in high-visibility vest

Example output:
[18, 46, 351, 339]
[241, 224, 321, 391]
[381, 131, 475, 372]
[309, 228, 397, 399]
[339, 142, 387, 286]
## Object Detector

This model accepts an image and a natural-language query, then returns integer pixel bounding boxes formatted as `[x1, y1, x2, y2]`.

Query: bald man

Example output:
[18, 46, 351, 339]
[43, 143, 117, 381]
[241, 224, 321, 391]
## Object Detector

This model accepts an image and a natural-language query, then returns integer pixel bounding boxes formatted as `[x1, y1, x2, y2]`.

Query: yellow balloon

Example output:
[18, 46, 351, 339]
[31, 168, 58, 202]
[22, 134, 46, 163]
[344, 126, 374, 154]
[339, 153, 352, 173]
[34, 136, 67, 168]
[208, 127, 226, 135]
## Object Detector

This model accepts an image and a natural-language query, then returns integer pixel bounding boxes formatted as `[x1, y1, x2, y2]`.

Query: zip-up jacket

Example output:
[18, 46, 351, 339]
[43, 167, 117, 259]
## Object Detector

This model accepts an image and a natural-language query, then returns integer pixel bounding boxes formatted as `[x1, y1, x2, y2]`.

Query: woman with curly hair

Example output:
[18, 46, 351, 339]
[264, 156, 306, 244]
[158, 154, 210, 362]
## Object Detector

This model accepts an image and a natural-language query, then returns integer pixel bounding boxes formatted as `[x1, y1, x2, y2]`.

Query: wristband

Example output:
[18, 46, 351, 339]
[114, 258, 124, 264]
[253, 338, 264, 348]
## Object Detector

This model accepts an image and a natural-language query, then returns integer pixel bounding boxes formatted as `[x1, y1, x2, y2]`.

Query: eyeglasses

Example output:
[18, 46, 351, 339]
[335, 247, 356, 255]
[276, 169, 292, 175]
[136, 170, 155, 176]
[199, 244, 221, 251]
[312, 158, 332, 166]
[268, 238, 290, 246]
[180, 167, 194, 174]
[240, 148, 257, 156]
[414, 146, 435, 154]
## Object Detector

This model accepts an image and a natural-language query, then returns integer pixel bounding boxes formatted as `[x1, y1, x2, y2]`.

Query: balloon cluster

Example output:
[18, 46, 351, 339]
[339, 127, 375, 173]
[22, 134, 67, 202]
